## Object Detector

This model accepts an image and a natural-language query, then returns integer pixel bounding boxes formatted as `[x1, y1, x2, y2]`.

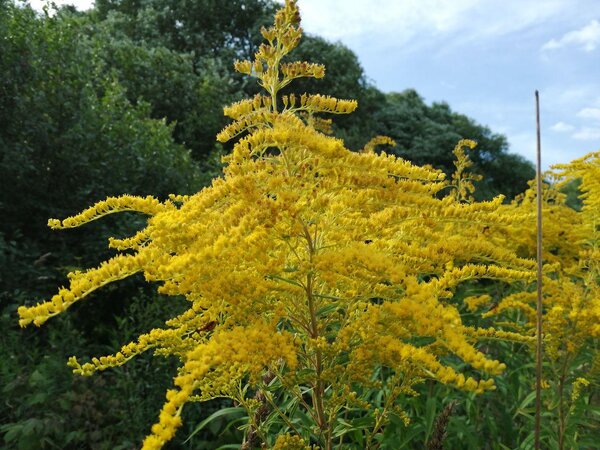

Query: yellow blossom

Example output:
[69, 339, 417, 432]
[18, 1, 558, 448]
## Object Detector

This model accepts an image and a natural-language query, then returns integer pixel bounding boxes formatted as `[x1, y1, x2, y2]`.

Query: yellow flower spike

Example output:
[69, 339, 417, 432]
[19, 1, 561, 448]
[273, 434, 311, 450]
[108, 230, 149, 251]
[233, 59, 252, 75]
[450, 139, 482, 203]
[571, 377, 590, 403]
[361, 135, 396, 154]
[19, 252, 146, 327]
[47, 195, 169, 229]
[464, 294, 491, 312]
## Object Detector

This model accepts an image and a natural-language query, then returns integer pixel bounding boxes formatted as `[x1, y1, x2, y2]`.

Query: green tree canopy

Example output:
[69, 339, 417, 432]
[0, 3, 200, 297]
[93, 0, 276, 58]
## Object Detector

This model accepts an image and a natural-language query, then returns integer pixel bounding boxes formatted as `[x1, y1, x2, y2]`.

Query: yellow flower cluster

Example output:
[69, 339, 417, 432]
[20, 122, 539, 446]
[480, 151, 600, 425]
[571, 377, 590, 403]
[280, 61, 325, 79]
[18, 252, 146, 327]
[294, 93, 358, 114]
[450, 139, 482, 202]
[464, 294, 491, 312]
[141, 323, 297, 449]
[21, 1, 585, 448]
[273, 433, 313, 449]
[361, 135, 396, 153]
[223, 94, 272, 120]
[67, 326, 186, 376]
[485, 154, 600, 346]
[219, 0, 355, 148]
[47, 195, 169, 229]
[108, 229, 149, 250]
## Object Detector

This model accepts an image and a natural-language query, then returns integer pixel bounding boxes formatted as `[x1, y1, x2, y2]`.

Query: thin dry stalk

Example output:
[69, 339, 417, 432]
[534, 90, 543, 450]
[242, 371, 275, 450]
[426, 401, 458, 450]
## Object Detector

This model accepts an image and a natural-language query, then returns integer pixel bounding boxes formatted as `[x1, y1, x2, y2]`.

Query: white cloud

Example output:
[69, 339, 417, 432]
[572, 127, 600, 140]
[545, 85, 599, 108]
[299, 0, 473, 41]
[542, 19, 600, 52]
[551, 121, 575, 132]
[298, 0, 568, 43]
[577, 107, 600, 121]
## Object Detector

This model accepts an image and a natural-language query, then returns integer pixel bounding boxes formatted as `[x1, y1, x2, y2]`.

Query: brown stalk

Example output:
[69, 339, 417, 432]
[426, 401, 458, 450]
[534, 90, 543, 450]
[242, 371, 275, 450]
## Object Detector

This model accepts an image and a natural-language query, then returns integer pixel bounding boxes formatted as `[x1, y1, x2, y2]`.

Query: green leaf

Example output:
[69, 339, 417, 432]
[513, 391, 537, 419]
[184, 407, 246, 443]
[3, 424, 23, 443]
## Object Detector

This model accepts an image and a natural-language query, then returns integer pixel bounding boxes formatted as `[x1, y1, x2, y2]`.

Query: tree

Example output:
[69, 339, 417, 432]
[0, 4, 211, 448]
[93, 0, 277, 59]
[0, 2, 200, 298]
[85, 0, 534, 200]
[90, 20, 236, 161]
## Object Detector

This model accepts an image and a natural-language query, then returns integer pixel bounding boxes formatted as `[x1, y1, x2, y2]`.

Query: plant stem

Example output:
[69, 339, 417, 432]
[557, 356, 569, 450]
[303, 222, 331, 449]
[534, 89, 544, 450]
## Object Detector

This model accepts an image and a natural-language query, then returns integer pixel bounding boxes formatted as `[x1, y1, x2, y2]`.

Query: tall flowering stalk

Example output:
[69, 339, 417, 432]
[19, 1, 541, 448]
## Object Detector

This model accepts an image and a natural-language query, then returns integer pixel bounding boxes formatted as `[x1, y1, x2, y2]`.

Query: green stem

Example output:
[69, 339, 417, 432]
[558, 356, 569, 450]
[366, 374, 404, 449]
[261, 386, 302, 437]
[302, 222, 330, 449]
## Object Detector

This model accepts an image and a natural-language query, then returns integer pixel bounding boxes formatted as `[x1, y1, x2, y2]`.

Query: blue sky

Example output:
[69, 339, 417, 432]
[31, 0, 600, 168]
[297, 0, 600, 169]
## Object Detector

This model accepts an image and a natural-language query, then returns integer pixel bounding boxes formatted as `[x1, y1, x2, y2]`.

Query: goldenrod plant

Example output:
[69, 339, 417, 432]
[471, 153, 600, 448]
[19, 1, 599, 449]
